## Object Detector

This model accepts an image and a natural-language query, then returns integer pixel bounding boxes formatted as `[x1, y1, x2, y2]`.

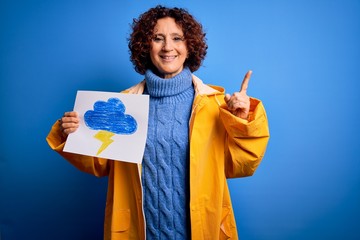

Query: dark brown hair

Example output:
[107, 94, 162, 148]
[128, 5, 208, 74]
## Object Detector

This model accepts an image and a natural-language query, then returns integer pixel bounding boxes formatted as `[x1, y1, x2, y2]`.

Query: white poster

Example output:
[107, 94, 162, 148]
[63, 90, 149, 164]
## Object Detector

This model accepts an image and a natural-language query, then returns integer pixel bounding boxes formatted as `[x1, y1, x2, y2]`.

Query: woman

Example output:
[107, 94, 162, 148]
[47, 5, 269, 240]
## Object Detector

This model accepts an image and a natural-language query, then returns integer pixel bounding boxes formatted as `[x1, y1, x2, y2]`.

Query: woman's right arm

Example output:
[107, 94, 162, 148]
[46, 111, 110, 177]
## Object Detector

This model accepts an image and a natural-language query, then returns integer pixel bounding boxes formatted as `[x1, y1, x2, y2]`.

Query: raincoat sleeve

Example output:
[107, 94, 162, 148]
[219, 97, 270, 178]
[46, 120, 110, 177]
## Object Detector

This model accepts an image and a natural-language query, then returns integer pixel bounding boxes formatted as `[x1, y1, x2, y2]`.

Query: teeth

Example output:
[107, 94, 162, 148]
[162, 56, 176, 60]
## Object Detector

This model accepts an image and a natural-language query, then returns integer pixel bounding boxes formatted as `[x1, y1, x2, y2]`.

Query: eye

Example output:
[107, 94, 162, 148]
[153, 36, 164, 42]
[173, 36, 184, 42]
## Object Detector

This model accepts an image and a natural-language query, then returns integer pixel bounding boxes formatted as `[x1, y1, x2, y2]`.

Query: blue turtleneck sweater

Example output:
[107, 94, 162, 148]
[142, 68, 194, 239]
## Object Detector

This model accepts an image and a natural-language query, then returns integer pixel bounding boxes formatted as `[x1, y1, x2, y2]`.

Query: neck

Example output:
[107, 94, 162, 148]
[145, 67, 193, 98]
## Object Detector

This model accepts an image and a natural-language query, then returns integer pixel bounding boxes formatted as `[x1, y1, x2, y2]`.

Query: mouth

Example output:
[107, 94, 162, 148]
[160, 55, 177, 61]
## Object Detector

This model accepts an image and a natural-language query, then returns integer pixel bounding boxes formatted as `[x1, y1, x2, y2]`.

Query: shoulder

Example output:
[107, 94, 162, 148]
[122, 80, 146, 94]
[192, 74, 225, 95]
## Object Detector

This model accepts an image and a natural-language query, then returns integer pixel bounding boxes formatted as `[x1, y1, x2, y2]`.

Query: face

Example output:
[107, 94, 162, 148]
[150, 17, 188, 79]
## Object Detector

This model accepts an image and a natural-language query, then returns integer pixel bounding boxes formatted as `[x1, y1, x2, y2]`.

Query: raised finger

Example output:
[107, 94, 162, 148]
[240, 70, 252, 93]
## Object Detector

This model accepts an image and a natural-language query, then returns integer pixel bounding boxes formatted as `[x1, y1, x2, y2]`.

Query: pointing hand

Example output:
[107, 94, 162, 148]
[224, 70, 252, 120]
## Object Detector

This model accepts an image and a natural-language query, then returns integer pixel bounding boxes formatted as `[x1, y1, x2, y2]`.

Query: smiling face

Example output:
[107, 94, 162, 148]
[149, 17, 188, 79]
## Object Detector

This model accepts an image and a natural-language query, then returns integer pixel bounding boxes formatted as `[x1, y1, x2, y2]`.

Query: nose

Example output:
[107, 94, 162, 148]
[162, 38, 173, 52]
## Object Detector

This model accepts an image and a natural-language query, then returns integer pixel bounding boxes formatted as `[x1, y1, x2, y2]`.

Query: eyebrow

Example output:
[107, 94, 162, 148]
[153, 33, 184, 37]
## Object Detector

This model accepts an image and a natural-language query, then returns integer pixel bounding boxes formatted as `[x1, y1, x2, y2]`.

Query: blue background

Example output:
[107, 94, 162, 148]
[1, 0, 359, 239]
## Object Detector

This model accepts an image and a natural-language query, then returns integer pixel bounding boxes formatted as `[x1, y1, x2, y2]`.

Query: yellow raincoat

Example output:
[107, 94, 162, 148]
[46, 75, 269, 239]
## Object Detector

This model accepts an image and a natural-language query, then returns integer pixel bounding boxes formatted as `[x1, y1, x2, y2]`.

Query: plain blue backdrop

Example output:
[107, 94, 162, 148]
[1, 0, 359, 239]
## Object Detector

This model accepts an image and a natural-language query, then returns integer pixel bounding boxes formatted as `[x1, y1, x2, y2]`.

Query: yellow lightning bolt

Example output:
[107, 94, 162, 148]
[94, 130, 115, 155]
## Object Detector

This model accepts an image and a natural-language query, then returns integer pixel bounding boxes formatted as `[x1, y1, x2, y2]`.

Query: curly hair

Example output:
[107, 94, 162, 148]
[128, 5, 208, 75]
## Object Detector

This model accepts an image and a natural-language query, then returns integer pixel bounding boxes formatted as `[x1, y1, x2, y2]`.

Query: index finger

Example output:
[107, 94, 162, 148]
[240, 70, 252, 93]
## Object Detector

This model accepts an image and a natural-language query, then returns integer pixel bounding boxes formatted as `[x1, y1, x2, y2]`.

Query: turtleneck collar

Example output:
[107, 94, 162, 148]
[145, 67, 193, 98]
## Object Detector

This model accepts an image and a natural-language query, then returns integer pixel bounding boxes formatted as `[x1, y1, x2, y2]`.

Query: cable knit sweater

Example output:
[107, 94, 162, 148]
[142, 68, 194, 239]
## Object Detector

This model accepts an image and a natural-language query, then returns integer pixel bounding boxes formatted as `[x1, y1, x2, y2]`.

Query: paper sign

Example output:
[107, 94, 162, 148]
[63, 90, 149, 164]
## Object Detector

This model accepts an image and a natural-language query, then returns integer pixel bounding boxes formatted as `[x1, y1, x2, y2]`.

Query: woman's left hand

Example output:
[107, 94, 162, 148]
[224, 70, 252, 120]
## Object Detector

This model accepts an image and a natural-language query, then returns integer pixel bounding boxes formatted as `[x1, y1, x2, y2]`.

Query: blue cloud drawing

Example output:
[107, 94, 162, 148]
[84, 97, 137, 134]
